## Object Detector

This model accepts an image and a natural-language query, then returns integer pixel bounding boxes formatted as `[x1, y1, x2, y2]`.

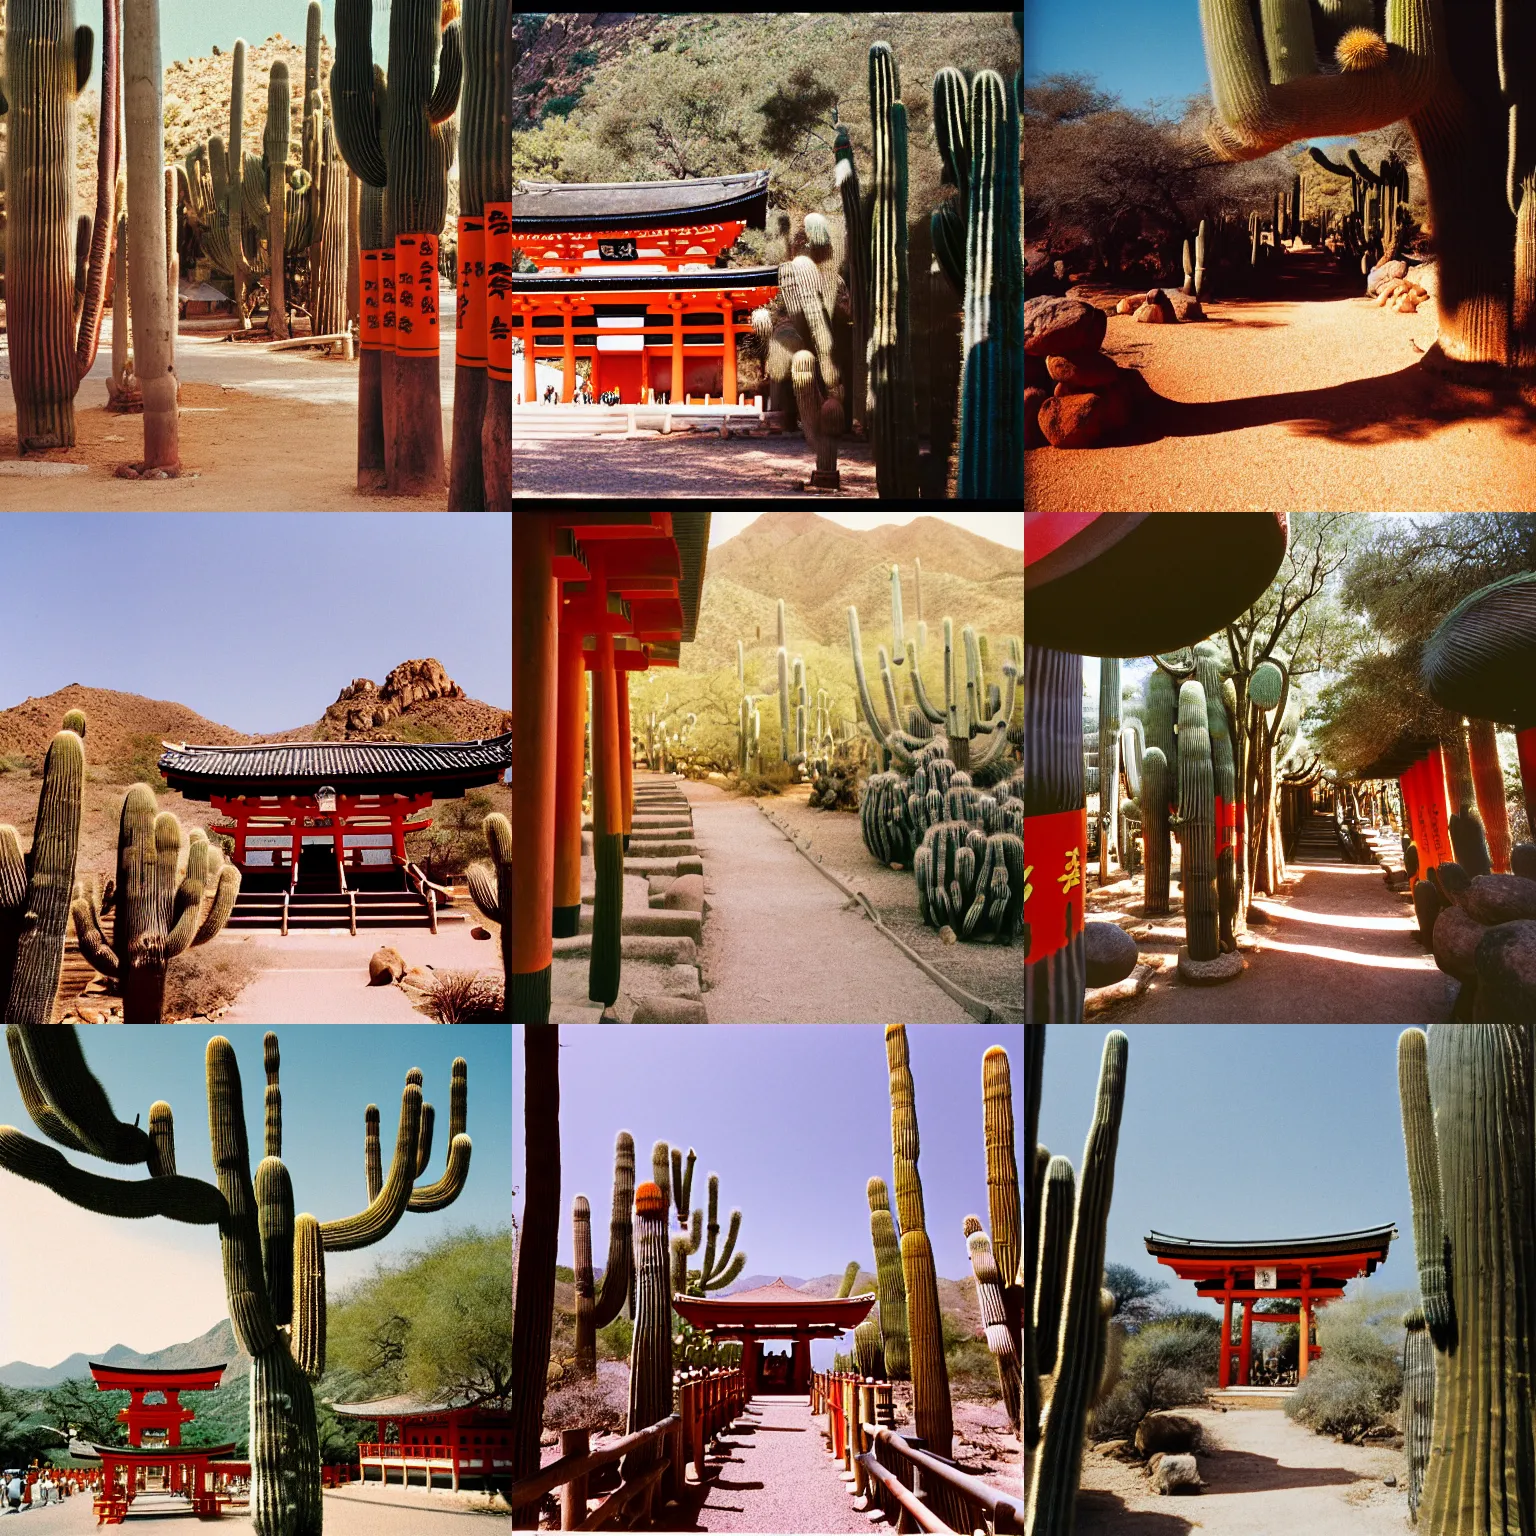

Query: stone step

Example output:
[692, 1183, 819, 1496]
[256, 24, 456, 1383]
[620, 842, 698, 858]
[624, 856, 704, 877]
[579, 908, 703, 942]
[552, 934, 699, 966]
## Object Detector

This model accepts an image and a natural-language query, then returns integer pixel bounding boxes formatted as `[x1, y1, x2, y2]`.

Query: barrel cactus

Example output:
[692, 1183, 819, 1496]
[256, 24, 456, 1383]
[467, 812, 511, 1019]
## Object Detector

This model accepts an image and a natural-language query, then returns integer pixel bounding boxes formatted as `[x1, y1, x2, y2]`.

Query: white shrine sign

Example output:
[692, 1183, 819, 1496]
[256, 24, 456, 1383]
[1254, 1266, 1278, 1291]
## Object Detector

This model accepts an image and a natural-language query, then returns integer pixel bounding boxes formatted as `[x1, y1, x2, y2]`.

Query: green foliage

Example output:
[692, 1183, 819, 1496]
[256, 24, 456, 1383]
[422, 788, 497, 878]
[326, 1227, 513, 1407]
[44, 1376, 128, 1446]
[1283, 1287, 1414, 1441]
[543, 93, 582, 120]
[0, 1383, 67, 1470]
[571, 47, 599, 69]
[1091, 1312, 1220, 1441]
[388, 717, 454, 745]
[1103, 1262, 1169, 1331]
[597, 1313, 633, 1362]
[111, 732, 169, 790]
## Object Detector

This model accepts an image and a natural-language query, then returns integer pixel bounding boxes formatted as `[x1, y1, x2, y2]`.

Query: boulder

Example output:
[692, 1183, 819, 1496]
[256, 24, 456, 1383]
[1434, 861, 1472, 903]
[657, 873, 706, 912]
[1474, 919, 1536, 1021]
[1367, 259, 1408, 296]
[1463, 873, 1536, 927]
[1177, 947, 1244, 983]
[1048, 349, 1123, 388]
[1024, 350, 1053, 388]
[1149, 1452, 1204, 1495]
[1515, 843, 1536, 881]
[1133, 301, 1168, 323]
[1432, 903, 1484, 985]
[369, 946, 407, 985]
[1025, 295, 1107, 357]
[630, 996, 710, 1023]
[1038, 390, 1119, 448]
[401, 966, 435, 990]
[1136, 1413, 1204, 1458]
[1085, 921, 1138, 987]
[1025, 386, 1050, 447]
[1115, 294, 1140, 315]
[1164, 290, 1205, 321]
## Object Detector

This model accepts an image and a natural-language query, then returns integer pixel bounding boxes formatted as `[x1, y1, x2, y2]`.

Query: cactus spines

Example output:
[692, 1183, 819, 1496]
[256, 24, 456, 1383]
[0, 720, 85, 1025]
[1398, 1025, 1536, 1530]
[363, 1104, 382, 1201]
[291, 1212, 325, 1381]
[1027, 1030, 1129, 1534]
[1173, 681, 1219, 961]
[466, 811, 511, 1018]
[1403, 1306, 1433, 1521]
[901, 1228, 953, 1455]
[833, 122, 870, 437]
[624, 1180, 674, 1479]
[868, 1176, 910, 1379]
[836, 1259, 863, 1299]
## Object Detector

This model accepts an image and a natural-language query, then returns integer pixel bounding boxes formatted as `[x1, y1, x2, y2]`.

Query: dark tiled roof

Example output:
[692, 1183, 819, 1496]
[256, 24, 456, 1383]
[672, 512, 710, 643]
[1145, 1226, 1398, 1260]
[513, 172, 770, 232]
[159, 734, 513, 800]
[514, 265, 780, 295]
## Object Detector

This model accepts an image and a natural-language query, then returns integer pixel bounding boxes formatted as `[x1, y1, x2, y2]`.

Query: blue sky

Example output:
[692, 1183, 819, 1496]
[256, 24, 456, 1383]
[1025, 0, 1214, 112]
[1038, 1026, 1417, 1315]
[513, 1024, 1027, 1368]
[0, 515, 511, 732]
[0, 1024, 511, 1365]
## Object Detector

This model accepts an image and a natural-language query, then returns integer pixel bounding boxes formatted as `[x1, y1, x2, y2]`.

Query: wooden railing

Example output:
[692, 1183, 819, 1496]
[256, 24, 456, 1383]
[396, 855, 454, 934]
[508, 1363, 745, 1530]
[809, 1371, 1022, 1535]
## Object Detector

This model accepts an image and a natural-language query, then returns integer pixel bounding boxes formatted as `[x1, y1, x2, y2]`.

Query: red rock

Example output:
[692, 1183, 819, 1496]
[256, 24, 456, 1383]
[1024, 350, 1053, 388]
[1038, 387, 1127, 448]
[1025, 296, 1107, 357]
[1025, 386, 1049, 447]
[1133, 303, 1167, 323]
[1047, 349, 1122, 387]
[1115, 295, 1139, 315]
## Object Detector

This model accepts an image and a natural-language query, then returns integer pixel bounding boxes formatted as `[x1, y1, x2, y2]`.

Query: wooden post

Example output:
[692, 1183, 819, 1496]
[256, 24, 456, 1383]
[1220, 1278, 1233, 1389]
[553, 626, 587, 938]
[522, 309, 538, 403]
[1299, 1279, 1312, 1380]
[669, 299, 684, 404]
[511, 515, 558, 1023]
[857, 1383, 875, 1500]
[561, 300, 576, 402]
[616, 668, 634, 846]
[722, 302, 738, 405]
[842, 1376, 856, 1472]
[1239, 1299, 1254, 1387]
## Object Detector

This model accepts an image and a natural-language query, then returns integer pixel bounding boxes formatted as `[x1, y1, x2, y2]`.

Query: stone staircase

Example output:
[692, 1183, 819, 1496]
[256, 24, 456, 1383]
[513, 403, 768, 439]
[225, 888, 465, 930]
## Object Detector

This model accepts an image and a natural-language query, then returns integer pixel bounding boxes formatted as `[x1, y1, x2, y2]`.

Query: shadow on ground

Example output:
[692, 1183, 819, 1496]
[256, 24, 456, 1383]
[1075, 1490, 1198, 1535]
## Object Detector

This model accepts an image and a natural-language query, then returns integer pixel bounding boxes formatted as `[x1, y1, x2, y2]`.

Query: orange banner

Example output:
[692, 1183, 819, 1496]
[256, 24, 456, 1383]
[486, 200, 512, 383]
[456, 216, 487, 369]
[395, 232, 441, 357]
[380, 250, 396, 351]
[360, 250, 382, 351]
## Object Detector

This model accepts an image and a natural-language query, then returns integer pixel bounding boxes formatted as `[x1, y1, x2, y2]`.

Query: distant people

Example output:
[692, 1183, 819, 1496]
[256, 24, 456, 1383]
[6, 1473, 21, 1512]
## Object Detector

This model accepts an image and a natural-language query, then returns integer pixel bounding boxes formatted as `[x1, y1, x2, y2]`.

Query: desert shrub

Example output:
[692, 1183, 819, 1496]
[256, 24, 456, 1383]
[1092, 1311, 1220, 1441]
[597, 1314, 632, 1362]
[109, 732, 170, 790]
[1104, 1262, 1169, 1333]
[1285, 1287, 1413, 1441]
[542, 1371, 626, 1434]
[424, 969, 504, 1023]
[571, 46, 599, 67]
[734, 760, 794, 797]
[163, 945, 264, 1021]
[0, 753, 33, 776]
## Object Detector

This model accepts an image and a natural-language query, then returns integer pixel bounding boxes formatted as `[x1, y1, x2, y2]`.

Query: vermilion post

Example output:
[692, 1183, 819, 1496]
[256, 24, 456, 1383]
[1219, 1281, 1233, 1389]
[1425, 745, 1453, 872]
[592, 633, 622, 839]
[512, 516, 558, 1024]
[1518, 727, 1536, 832]
[1238, 1300, 1253, 1387]
[616, 669, 634, 849]
[553, 626, 586, 939]
[1298, 1283, 1312, 1380]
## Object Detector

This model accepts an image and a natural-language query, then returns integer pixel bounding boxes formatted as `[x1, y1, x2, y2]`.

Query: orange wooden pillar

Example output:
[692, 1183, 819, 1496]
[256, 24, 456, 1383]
[722, 302, 737, 405]
[616, 667, 634, 849]
[553, 625, 587, 938]
[1219, 1277, 1233, 1388]
[561, 299, 576, 402]
[522, 309, 538, 403]
[1298, 1281, 1312, 1380]
[1238, 1300, 1254, 1386]
[669, 299, 684, 404]
[512, 515, 558, 1024]
[589, 628, 624, 1007]
[640, 340, 651, 401]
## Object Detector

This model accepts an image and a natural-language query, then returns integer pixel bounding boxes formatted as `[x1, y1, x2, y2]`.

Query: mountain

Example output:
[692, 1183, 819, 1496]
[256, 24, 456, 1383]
[0, 685, 247, 768]
[718, 1273, 808, 1294]
[0, 1318, 247, 1389]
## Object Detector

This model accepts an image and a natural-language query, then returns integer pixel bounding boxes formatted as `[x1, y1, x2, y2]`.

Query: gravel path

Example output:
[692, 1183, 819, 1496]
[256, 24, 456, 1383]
[1086, 850, 1450, 1023]
[1076, 1404, 1407, 1535]
[512, 432, 880, 497]
[1026, 255, 1536, 512]
[677, 779, 971, 1023]
[682, 1397, 875, 1534]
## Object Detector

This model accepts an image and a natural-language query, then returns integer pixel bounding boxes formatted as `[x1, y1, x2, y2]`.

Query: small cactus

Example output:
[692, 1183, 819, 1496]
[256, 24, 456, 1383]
[466, 812, 511, 1019]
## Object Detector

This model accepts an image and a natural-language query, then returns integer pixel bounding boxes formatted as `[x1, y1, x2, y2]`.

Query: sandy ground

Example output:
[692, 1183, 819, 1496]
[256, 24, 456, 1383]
[674, 777, 972, 1022]
[512, 430, 880, 497]
[0, 1483, 507, 1530]
[1085, 846, 1450, 1023]
[764, 786, 1024, 1018]
[1026, 251, 1536, 512]
[0, 297, 470, 509]
[1076, 1405, 1408, 1535]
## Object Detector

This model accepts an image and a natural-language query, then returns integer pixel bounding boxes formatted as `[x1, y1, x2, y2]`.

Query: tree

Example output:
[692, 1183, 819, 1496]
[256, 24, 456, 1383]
[1195, 0, 1536, 372]
[44, 1377, 129, 1447]
[1103, 1263, 1168, 1331]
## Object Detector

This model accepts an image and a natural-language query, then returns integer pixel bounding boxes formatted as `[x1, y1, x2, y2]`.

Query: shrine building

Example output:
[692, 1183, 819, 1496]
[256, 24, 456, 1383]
[1145, 1225, 1397, 1388]
[511, 172, 780, 406]
[330, 1396, 512, 1491]
[85, 1362, 249, 1523]
[158, 734, 512, 931]
[672, 1277, 875, 1398]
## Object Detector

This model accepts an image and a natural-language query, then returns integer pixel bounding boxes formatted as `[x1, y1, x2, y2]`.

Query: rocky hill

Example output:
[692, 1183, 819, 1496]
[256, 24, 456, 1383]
[510, 13, 655, 129]
[0, 685, 246, 768]
[273, 657, 511, 743]
[0, 1318, 246, 1389]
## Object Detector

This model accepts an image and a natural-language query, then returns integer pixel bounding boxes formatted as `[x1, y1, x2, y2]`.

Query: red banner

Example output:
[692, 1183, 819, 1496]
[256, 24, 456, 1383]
[1424, 745, 1452, 870]
[1024, 807, 1087, 964]
[486, 200, 512, 383]
[1519, 727, 1536, 814]
[360, 250, 382, 351]
[395, 232, 441, 356]
[380, 250, 396, 352]
[456, 216, 487, 369]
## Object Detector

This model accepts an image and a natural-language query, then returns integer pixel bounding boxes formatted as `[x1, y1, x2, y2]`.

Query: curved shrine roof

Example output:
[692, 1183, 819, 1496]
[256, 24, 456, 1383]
[1145, 1225, 1398, 1263]
[514, 265, 780, 295]
[87, 1361, 227, 1388]
[672, 1277, 877, 1328]
[158, 734, 513, 800]
[513, 171, 770, 232]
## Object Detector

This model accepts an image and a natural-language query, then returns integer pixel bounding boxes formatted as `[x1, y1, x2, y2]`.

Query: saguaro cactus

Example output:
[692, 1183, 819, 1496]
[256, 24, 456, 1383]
[1194, 643, 1239, 949]
[1096, 659, 1121, 885]
[833, 122, 870, 437]
[71, 791, 241, 1023]
[1174, 680, 1220, 961]
[867, 1176, 910, 1378]
[572, 1130, 635, 1376]
[668, 1166, 746, 1296]
[0, 1028, 471, 1536]
[333, 0, 463, 496]
[1402, 1306, 1433, 1521]
[467, 811, 512, 1019]
[1026, 1028, 1129, 1536]
[264, 61, 291, 339]
[624, 1180, 674, 1481]
[1398, 1025, 1536, 1532]
[0, 714, 85, 1025]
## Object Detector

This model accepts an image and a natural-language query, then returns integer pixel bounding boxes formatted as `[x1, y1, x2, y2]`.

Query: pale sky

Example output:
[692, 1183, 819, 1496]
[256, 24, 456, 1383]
[707, 512, 1024, 550]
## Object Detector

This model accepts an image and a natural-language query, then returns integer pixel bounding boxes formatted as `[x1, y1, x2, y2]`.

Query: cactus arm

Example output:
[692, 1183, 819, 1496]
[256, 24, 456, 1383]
[191, 863, 241, 948]
[466, 861, 501, 924]
[1398, 1028, 1453, 1342]
[12, 1027, 153, 1165]
[75, 0, 120, 379]
[848, 605, 892, 745]
[5, 1028, 93, 1155]
[983, 1045, 1021, 1292]
[255, 1156, 295, 1326]
[909, 625, 947, 724]
[147, 1101, 176, 1179]
[1028, 1031, 1129, 1534]
[965, 1217, 1022, 1435]
[414, 1102, 434, 1177]
[0, 1126, 227, 1223]
[291, 1213, 326, 1380]
[407, 1133, 471, 1212]
[71, 895, 120, 979]
[1034, 1156, 1075, 1374]
[1200, 0, 1443, 160]
[837, 1259, 862, 1299]
[332, 0, 388, 188]
[427, 19, 462, 125]
[879, 646, 904, 733]
[590, 1129, 635, 1329]
[320, 1083, 423, 1250]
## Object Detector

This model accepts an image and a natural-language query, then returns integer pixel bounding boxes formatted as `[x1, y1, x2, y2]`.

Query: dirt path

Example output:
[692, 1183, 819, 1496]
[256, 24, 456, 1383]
[676, 779, 972, 1023]
[1088, 848, 1449, 1023]
[1026, 255, 1536, 512]
[1076, 1405, 1408, 1535]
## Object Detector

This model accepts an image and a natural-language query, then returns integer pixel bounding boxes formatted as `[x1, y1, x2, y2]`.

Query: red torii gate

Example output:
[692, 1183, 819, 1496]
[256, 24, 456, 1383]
[512, 512, 711, 1023]
[1144, 1226, 1397, 1387]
